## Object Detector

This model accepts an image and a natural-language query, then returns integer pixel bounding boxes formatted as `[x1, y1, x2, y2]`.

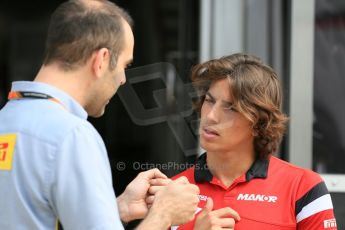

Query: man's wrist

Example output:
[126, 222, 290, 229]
[136, 206, 172, 230]
[149, 204, 172, 226]
[117, 193, 131, 223]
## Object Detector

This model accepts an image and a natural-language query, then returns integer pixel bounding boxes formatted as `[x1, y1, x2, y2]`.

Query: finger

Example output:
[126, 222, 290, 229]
[149, 178, 171, 186]
[140, 168, 168, 180]
[202, 197, 213, 213]
[146, 195, 155, 204]
[217, 217, 236, 228]
[212, 207, 240, 221]
[186, 184, 200, 194]
[148, 185, 164, 194]
[151, 168, 168, 179]
[174, 176, 189, 184]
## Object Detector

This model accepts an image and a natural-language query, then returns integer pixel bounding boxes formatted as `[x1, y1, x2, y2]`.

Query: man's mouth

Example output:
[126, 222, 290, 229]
[203, 127, 220, 136]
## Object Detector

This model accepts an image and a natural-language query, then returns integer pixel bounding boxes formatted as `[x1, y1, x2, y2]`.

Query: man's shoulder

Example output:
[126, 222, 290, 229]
[35, 106, 96, 145]
[171, 166, 196, 181]
[0, 100, 94, 146]
[270, 156, 321, 178]
[269, 156, 324, 191]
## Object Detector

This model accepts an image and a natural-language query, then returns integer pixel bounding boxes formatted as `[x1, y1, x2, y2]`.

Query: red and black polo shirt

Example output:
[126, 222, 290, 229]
[172, 153, 337, 230]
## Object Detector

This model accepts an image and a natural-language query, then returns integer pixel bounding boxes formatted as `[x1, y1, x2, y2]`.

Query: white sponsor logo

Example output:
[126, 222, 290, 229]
[198, 194, 208, 201]
[324, 219, 337, 229]
[237, 193, 278, 203]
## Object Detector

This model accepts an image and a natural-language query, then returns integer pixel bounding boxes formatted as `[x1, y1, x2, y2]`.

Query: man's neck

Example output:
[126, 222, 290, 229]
[206, 148, 255, 187]
[34, 64, 89, 108]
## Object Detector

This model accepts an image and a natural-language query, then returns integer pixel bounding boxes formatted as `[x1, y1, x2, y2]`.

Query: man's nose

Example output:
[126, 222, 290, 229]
[206, 104, 220, 123]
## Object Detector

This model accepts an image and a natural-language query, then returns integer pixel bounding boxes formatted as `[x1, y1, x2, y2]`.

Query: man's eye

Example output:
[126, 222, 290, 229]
[224, 106, 237, 112]
[204, 97, 213, 103]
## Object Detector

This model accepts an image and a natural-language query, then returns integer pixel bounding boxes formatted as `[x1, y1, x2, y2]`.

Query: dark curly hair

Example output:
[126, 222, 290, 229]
[191, 53, 288, 158]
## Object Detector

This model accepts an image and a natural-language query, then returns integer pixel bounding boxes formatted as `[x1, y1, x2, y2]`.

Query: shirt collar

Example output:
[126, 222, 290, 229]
[194, 152, 269, 183]
[10, 81, 88, 120]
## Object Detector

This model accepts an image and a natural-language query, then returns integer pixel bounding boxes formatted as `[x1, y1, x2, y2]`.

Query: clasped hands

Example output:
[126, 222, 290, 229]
[117, 168, 240, 229]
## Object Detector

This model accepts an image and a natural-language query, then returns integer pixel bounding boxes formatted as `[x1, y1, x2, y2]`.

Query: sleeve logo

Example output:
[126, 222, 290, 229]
[324, 219, 337, 229]
[0, 134, 17, 170]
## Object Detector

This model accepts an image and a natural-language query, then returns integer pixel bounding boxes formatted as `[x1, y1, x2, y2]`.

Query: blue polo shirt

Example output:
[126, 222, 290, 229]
[0, 81, 124, 229]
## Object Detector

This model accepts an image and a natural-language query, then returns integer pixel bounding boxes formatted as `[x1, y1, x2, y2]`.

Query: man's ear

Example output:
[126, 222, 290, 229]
[91, 48, 110, 79]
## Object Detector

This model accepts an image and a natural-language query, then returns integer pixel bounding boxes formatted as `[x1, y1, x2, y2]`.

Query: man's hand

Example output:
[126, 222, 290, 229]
[194, 197, 240, 230]
[145, 177, 172, 207]
[117, 168, 167, 222]
[147, 176, 200, 226]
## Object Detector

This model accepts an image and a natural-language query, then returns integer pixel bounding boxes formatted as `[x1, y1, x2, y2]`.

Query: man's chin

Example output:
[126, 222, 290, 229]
[88, 108, 106, 118]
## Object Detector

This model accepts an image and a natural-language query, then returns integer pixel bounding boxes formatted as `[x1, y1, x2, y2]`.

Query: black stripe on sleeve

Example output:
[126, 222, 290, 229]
[295, 181, 329, 216]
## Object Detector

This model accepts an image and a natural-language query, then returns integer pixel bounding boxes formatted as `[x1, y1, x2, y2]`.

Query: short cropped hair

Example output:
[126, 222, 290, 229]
[43, 0, 133, 71]
[191, 53, 288, 158]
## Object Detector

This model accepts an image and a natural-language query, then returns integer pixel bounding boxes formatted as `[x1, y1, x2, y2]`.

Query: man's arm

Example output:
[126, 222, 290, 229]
[136, 177, 200, 230]
[117, 168, 169, 222]
[295, 171, 337, 230]
[53, 124, 124, 229]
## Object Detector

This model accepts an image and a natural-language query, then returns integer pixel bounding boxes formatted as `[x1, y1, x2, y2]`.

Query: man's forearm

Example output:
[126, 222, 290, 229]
[117, 193, 131, 223]
[136, 210, 171, 230]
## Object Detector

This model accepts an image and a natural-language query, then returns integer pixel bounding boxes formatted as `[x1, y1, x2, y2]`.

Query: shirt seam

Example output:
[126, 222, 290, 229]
[240, 215, 296, 227]
[46, 122, 90, 219]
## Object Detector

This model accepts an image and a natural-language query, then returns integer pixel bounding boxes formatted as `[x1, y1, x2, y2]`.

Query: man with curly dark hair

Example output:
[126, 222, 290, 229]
[168, 53, 337, 230]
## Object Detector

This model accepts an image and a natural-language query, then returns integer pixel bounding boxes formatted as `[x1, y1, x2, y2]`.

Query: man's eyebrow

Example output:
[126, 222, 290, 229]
[206, 92, 233, 105]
